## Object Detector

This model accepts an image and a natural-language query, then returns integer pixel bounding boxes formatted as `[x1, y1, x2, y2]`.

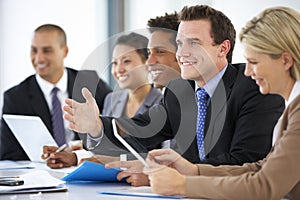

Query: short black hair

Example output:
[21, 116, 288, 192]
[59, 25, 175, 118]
[147, 12, 179, 49]
[34, 24, 67, 47]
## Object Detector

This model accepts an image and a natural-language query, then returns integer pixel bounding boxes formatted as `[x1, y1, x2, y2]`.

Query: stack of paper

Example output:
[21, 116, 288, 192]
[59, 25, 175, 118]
[0, 170, 67, 194]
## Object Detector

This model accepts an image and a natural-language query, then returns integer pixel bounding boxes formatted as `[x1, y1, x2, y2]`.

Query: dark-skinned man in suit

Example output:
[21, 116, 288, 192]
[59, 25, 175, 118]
[0, 24, 111, 160]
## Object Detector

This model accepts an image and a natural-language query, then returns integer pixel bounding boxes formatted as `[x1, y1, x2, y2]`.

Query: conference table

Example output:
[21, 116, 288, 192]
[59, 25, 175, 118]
[0, 161, 198, 200]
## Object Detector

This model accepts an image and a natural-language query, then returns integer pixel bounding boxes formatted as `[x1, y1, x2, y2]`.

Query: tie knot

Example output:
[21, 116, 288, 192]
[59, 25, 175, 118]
[196, 88, 209, 103]
[52, 87, 59, 95]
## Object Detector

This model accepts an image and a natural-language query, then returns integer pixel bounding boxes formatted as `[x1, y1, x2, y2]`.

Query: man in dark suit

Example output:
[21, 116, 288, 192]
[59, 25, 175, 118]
[63, 5, 284, 167]
[0, 24, 111, 161]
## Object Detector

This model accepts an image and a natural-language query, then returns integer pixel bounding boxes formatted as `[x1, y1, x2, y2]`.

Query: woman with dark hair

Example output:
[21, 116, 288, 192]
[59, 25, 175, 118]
[103, 32, 162, 118]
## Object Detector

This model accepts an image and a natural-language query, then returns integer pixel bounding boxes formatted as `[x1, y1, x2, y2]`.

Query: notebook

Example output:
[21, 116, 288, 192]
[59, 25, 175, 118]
[2, 114, 58, 162]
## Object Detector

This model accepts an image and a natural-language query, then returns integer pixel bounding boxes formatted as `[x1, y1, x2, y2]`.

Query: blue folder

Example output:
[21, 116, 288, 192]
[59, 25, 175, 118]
[61, 161, 121, 182]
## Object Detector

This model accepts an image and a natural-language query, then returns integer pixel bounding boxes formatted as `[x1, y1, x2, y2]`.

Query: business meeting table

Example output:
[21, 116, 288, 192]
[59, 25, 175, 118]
[0, 161, 199, 200]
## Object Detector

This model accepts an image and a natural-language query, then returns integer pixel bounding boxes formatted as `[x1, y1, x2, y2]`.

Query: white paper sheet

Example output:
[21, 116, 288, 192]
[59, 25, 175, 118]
[0, 170, 66, 193]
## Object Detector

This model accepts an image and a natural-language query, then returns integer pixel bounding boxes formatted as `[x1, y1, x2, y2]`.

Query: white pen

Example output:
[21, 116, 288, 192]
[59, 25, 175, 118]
[112, 119, 149, 167]
[44, 143, 68, 162]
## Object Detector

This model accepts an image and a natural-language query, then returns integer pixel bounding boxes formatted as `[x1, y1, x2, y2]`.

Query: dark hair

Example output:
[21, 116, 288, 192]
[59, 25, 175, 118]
[34, 24, 67, 47]
[114, 32, 149, 62]
[179, 5, 236, 63]
[147, 12, 179, 48]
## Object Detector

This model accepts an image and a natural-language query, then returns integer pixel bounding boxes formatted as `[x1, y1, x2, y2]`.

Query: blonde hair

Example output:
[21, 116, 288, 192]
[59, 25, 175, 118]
[239, 6, 300, 80]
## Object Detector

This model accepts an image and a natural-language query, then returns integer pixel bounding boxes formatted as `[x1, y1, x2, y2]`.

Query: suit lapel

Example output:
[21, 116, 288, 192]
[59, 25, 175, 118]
[28, 77, 53, 133]
[209, 64, 236, 116]
[204, 64, 237, 153]
[111, 90, 128, 117]
[66, 68, 75, 98]
[29, 68, 77, 135]
[136, 88, 161, 114]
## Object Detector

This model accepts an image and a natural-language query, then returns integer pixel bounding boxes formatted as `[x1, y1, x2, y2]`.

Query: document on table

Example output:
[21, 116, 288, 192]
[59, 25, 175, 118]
[61, 161, 121, 182]
[100, 186, 184, 199]
[0, 160, 35, 170]
[0, 170, 67, 194]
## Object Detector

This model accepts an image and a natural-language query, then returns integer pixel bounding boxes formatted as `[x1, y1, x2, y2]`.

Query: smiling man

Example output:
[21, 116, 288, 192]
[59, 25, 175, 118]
[0, 24, 111, 161]
[147, 12, 181, 90]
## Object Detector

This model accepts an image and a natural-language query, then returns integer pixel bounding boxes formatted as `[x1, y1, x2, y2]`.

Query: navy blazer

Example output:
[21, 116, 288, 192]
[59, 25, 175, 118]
[0, 68, 112, 160]
[98, 63, 285, 165]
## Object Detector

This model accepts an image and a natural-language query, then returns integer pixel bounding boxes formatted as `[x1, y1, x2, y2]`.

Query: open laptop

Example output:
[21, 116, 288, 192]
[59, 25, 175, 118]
[3, 114, 58, 162]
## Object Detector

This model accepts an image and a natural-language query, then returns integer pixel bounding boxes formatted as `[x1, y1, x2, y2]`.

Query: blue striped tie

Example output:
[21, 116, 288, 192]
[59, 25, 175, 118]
[196, 88, 209, 161]
[51, 87, 66, 146]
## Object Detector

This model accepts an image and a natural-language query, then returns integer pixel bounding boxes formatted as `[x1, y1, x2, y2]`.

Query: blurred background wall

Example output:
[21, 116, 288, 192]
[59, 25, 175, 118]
[0, 0, 299, 111]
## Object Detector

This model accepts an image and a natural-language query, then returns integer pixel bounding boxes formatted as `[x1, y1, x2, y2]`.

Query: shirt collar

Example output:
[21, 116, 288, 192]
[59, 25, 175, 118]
[195, 64, 228, 98]
[35, 68, 68, 95]
[286, 80, 300, 107]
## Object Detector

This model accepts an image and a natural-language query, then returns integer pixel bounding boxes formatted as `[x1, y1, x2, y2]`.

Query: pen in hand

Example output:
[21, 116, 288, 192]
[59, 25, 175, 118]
[44, 144, 68, 162]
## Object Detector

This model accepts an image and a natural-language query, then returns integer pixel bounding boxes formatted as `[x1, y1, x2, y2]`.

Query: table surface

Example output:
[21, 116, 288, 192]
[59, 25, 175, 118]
[0, 161, 198, 200]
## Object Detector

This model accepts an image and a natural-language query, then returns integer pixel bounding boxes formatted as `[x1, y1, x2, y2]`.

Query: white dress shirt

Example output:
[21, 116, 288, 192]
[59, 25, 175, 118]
[35, 68, 75, 143]
[272, 80, 300, 145]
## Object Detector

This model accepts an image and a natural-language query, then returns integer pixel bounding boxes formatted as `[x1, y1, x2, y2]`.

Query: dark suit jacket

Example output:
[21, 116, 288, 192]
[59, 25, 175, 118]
[0, 67, 111, 160]
[185, 92, 300, 200]
[98, 63, 285, 165]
